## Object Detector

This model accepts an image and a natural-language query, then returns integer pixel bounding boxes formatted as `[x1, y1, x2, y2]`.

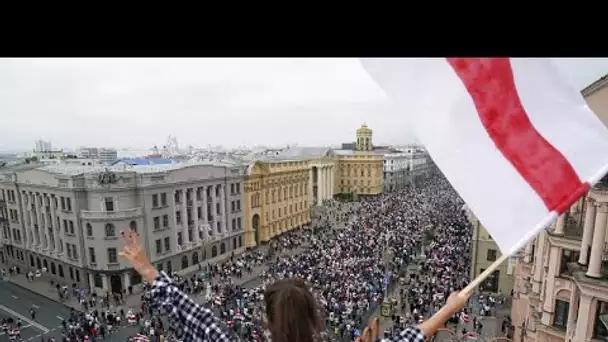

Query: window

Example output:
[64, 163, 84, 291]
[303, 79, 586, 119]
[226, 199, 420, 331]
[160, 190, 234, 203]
[105, 197, 114, 212]
[152, 194, 158, 208]
[88, 247, 96, 264]
[220, 243, 226, 254]
[231, 184, 235, 194]
[560, 249, 579, 275]
[176, 211, 182, 224]
[486, 249, 497, 261]
[160, 193, 167, 206]
[553, 300, 569, 329]
[164, 237, 170, 252]
[236, 183, 240, 194]
[66, 198, 72, 211]
[86, 223, 93, 237]
[105, 223, 116, 237]
[237, 217, 242, 230]
[155, 239, 162, 255]
[69, 221, 74, 235]
[237, 200, 241, 211]
[107, 248, 118, 263]
[177, 232, 183, 246]
[595, 300, 608, 339]
[154, 217, 160, 230]
[216, 203, 220, 215]
[61, 197, 65, 210]
[479, 269, 500, 293]
[163, 214, 169, 228]
[130, 221, 137, 232]
[231, 201, 235, 212]
[66, 242, 72, 259]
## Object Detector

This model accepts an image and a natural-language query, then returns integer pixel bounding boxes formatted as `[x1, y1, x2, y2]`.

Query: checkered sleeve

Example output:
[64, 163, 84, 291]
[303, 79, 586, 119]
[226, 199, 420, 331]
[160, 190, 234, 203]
[150, 271, 232, 342]
[393, 326, 426, 342]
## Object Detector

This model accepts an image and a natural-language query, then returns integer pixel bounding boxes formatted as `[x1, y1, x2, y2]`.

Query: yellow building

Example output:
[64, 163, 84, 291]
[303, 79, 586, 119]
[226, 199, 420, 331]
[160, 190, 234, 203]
[335, 124, 384, 196]
[465, 206, 514, 295]
[243, 148, 336, 248]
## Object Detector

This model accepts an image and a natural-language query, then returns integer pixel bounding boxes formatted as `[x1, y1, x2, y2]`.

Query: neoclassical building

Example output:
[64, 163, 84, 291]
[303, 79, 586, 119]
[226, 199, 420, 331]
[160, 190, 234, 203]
[334, 124, 384, 196]
[0, 161, 246, 294]
[242, 148, 336, 248]
[511, 73, 608, 342]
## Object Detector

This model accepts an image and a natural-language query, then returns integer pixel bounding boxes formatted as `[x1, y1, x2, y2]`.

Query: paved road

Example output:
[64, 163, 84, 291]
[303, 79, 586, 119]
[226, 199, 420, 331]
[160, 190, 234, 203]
[0, 279, 140, 341]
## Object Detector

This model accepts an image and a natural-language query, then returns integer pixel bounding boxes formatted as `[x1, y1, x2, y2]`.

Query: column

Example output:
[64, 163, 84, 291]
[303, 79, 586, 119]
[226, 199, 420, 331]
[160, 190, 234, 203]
[554, 214, 566, 235]
[542, 246, 560, 314]
[202, 187, 209, 241]
[211, 185, 218, 234]
[326, 168, 330, 199]
[28, 193, 38, 246]
[579, 198, 596, 265]
[524, 242, 532, 263]
[180, 189, 188, 245]
[308, 169, 314, 206]
[532, 232, 545, 292]
[88, 273, 95, 289]
[171, 190, 179, 248]
[575, 294, 592, 341]
[37, 194, 50, 250]
[220, 184, 226, 234]
[101, 274, 109, 292]
[318, 168, 324, 202]
[51, 198, 60, 254]
[587, 202, 608, 278]
[192, 188, 200, 245]
[123, 272, 131, 290]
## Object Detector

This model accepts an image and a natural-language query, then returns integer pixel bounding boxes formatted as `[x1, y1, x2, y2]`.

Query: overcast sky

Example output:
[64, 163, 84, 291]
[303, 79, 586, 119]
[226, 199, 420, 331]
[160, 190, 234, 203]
[1, 58, 607, 152]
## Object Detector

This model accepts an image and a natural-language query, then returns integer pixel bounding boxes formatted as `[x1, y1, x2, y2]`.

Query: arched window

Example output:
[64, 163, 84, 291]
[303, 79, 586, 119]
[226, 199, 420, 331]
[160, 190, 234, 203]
[86, 223, 93, 237]
[51, 262, 56, 274]
[181, 256, 188, 270]
[43, 259, 48, 271]
[58, 265, 64, 278]
[202, 249, 207, 260]
[129, 221, 137, 232]
[30, 255, 34, 267]
[105, 223, 115, 237]
[220, 243, 226, 255]
[36, 257, 41, 270]
[192, 252, 199, 265]
[211, 246, 217, 258]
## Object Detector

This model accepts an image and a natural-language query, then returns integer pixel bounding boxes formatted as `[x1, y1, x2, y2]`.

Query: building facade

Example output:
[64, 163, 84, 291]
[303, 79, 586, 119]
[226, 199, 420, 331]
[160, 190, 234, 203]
[466, 207, 514, 295]
[0, 162, 246, 294]
[383, 153, 409, 192]
[335, 124, 384, 196]
[511, 74, 608, 342]
[243, 148, 336, 249]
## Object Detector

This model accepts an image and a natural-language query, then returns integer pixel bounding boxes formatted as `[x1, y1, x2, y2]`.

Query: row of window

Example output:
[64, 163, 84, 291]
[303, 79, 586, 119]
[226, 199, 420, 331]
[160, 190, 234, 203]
[341, 179, 372, 186]
[264, 184, 307, 205]
[3, 190, 16, 202]
[340, 169, 374, 177]
[155, 237, 243, 274]
[265, 202, 307, 222]
[4, 246, 82, 283]
[7, 209, 19, 222]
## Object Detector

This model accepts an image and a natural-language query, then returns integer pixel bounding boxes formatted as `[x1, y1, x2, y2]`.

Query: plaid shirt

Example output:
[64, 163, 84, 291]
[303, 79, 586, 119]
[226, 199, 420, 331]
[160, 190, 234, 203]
[151, 271, 427, 342]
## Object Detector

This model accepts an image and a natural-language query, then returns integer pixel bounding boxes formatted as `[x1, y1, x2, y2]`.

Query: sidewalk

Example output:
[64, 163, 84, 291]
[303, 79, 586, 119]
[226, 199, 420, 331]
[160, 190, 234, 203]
[6, 244, 310, 313]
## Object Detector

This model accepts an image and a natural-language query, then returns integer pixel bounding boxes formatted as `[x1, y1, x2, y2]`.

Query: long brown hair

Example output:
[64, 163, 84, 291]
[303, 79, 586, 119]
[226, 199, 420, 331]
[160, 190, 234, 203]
[264, 278, 322, 342]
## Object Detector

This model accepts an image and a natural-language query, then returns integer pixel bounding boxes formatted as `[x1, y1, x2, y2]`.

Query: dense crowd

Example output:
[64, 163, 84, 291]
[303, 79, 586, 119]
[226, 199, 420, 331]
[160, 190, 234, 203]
[136, 176, 474, 342]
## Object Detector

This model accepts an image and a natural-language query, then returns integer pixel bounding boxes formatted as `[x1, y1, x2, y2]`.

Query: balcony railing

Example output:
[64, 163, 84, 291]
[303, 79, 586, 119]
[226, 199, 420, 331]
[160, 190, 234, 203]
[81, 207, 143, 220]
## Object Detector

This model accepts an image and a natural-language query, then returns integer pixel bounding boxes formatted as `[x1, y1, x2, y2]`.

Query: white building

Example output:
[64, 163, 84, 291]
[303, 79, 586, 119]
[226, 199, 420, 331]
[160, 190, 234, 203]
[34, 140, 52, 153]
[77, 147, 100, 159]
[0, 161, 246, 294]
[383, 152, 409, 192]
[98, 148, 118, 164]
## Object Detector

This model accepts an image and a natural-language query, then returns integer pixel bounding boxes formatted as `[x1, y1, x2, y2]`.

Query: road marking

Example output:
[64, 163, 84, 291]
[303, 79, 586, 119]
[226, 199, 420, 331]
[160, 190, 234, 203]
[31, 304, 39, 308]
[56, 316, 63, 320]
[0, 304, 49, 334]
[0, 324, 32, 335]
[11, 295, 18, 299]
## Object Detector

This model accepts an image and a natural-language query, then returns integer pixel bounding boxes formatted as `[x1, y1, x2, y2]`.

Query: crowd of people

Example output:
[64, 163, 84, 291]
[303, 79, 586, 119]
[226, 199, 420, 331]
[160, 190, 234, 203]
[127, 176, 475, 342]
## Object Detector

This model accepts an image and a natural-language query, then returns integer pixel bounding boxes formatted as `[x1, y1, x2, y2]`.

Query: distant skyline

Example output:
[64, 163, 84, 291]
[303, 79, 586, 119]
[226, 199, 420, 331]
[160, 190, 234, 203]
[1, 58, 607, 152]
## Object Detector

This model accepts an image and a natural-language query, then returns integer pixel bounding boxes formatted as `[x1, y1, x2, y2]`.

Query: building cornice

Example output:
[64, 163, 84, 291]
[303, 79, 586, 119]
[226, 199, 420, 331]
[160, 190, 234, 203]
[582, 74, 608, 98]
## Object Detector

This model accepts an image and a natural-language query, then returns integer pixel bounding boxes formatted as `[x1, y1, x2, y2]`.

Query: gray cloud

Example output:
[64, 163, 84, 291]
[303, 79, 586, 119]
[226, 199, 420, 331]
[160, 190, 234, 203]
[0, 58, 606, 152]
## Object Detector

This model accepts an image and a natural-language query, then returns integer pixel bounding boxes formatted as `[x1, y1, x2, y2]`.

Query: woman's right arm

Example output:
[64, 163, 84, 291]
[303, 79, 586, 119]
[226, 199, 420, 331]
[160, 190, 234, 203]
[119, 228, 232, 342]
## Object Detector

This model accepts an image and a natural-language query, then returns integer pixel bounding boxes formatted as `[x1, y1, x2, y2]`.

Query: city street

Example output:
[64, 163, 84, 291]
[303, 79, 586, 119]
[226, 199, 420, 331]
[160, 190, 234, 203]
[0, 279, 140, 341]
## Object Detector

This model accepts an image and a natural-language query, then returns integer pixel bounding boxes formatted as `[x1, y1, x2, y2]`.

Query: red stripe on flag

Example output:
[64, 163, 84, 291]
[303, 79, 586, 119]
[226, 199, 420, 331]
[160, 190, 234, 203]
[446, 58, 585, 213]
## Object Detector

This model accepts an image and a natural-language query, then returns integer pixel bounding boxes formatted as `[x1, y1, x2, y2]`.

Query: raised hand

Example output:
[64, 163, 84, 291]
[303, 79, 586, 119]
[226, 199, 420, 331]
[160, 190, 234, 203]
[354, 317, 380, 342]
[119, 227, 158, 283]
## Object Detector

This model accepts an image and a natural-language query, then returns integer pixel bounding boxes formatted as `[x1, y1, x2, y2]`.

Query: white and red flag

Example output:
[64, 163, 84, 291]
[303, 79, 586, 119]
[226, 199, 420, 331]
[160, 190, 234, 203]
[361, 58, 608, 254]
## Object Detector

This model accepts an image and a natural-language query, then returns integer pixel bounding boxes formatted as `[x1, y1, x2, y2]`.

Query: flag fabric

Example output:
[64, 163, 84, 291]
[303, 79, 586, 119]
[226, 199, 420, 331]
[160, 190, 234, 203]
[361, 58, 608, 254]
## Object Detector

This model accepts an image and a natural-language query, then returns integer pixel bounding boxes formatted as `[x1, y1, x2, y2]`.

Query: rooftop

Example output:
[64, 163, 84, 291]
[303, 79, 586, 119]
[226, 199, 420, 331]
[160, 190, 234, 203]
[112, 158, 176, 166]
[582, 73, 608, 97]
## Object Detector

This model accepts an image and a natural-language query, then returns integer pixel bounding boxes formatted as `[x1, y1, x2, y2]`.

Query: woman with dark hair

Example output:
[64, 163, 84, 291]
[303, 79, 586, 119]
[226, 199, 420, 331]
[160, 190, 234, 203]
[120, 228, 470, 342]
